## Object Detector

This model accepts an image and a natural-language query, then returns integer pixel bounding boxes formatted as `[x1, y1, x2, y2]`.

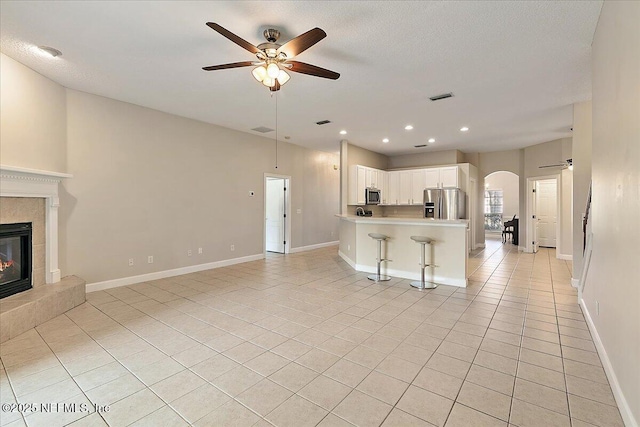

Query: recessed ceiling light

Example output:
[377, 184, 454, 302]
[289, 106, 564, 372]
[428, 138, 436, 143]
[36, 46, 62, 58]
[460, 126, 469, 132]
[382, 138, 389, 143]
[339, 130, 347, 135]
[404, 125, 414, 130]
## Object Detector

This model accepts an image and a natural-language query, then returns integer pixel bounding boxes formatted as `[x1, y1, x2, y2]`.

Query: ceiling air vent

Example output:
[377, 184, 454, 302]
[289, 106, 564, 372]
[414, 144, 427, 148]
[429, 93, 453, 101]
[316, 120, 331, 125]
[251, 126, 274, 133]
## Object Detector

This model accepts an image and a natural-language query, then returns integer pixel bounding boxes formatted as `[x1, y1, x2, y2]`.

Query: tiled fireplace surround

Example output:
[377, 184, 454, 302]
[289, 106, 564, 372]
[0, 166, 85, 343]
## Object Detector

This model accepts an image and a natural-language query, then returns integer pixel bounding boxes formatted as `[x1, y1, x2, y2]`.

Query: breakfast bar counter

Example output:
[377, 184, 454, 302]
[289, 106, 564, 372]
[337, 215, 469, 287]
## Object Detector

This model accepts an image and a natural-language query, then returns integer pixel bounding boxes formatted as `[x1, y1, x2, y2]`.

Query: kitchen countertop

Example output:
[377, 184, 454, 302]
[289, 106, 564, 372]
[336, 214, 469, 227]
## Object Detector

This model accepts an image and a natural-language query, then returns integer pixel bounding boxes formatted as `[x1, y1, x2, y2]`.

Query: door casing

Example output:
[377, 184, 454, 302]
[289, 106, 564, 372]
[526, 174, 561, 253]
[264, 173, 292, 255]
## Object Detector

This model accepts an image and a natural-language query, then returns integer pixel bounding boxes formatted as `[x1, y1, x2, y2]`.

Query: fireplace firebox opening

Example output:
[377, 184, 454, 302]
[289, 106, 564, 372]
[0, 222, 33, 299]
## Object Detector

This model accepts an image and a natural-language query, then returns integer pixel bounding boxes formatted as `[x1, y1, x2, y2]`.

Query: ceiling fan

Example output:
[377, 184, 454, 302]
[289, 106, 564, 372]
[539, 158, 573, 170]
[202, 23, 340, 91]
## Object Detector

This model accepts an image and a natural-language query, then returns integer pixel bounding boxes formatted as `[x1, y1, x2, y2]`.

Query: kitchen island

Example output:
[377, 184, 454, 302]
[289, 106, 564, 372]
[337, 215, 469, 287]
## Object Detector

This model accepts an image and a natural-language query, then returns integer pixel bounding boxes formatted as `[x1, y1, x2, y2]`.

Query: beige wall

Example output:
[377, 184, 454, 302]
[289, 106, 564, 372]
[388, 149, 462, 169]
[584, 1, 640, 424]
[0, 53, 67, 172]
[472, 138, 573, 251]
[59, 90, 339, 283]
[346, 143, 389, 169]
[572, 101, 592, 277]
[485, 171, 519, 219]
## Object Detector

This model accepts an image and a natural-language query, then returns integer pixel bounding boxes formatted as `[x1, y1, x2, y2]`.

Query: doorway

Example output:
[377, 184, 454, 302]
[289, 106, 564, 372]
[527, 176, 559, 252]
[264, 174, 291, 254]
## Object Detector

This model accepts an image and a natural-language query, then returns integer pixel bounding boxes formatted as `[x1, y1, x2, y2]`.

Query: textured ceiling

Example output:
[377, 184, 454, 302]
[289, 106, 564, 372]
[0, 1, 602, 155]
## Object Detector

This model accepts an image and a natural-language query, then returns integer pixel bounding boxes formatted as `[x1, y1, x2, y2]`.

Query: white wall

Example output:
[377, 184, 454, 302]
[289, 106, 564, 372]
[572, 101, 592, 277]
[0, 53, 67, 172]
[583, 1, 640, 425]
[485, 171, 519, 219]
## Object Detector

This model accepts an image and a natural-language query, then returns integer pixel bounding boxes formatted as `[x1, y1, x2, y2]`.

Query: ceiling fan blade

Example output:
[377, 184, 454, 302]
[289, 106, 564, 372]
[202, 61, 254, 71]
[287, 61, 340, 80]
[277, 28, 326, 58]
[206, 22, 260, 54]
[538, 164, 566, 168]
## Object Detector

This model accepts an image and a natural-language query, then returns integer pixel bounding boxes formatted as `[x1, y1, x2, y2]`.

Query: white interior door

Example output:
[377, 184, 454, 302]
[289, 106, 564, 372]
[535, 179, 557, 248]
[266, 178, 285, 253]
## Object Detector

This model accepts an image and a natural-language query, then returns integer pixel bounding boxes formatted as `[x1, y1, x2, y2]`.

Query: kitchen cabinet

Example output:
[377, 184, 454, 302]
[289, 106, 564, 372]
[399, 171, 412, 205]
[410, 169, 426, 205]
[387, 171, 400, 205]
[349, 165, 386, 205]
[350, 164, 463, 205]
[424, 168, 441, 188]
[423, 166, 461, 189]
[378, 170, 388, 203]
[440, 166, 460, 188]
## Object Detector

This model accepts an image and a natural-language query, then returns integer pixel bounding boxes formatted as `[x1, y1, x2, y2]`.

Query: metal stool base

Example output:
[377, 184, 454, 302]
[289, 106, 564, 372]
[410, 281, 438, 290]
[368, 274, 391, 282]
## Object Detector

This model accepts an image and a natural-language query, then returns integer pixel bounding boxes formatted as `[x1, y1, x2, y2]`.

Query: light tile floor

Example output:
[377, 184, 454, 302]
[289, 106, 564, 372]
[0, 239, 625, 427]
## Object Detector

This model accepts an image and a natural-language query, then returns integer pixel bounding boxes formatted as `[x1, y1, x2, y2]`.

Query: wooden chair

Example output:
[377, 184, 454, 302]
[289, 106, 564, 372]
[502, 215, 517, 243]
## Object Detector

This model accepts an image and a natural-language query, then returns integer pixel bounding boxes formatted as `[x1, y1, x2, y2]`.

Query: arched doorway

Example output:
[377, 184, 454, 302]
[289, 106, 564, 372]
[484, 171, 519, 243]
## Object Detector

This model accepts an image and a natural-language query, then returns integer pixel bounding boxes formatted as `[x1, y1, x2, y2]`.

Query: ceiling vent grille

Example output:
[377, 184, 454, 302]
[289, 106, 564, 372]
[316, 120, 331, 125]
[429, 93, 453, 101]
[414, 144, 427, 148]
[251, 126, 274, 133]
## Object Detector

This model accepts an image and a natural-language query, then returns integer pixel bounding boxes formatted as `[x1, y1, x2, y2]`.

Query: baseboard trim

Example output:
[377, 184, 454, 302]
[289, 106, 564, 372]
[338, 250, 356, 269]
[571, 278, 580, 288]
[557, 253, 573, 261]
[87, 254, 265, 293]
[474, 243, 486, 249]
[579, 298, 638, 427]
[289, 241, 339, 254]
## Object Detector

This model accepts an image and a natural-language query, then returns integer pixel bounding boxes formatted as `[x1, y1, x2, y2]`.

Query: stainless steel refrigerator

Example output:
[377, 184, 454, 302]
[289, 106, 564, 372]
[423, 188, 466, 219]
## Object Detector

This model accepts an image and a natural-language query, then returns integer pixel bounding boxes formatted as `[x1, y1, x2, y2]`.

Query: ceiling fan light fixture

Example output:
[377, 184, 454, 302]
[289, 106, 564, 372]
[267, 63, 280, 79]
[262, 76, 276, 87]
[276, 69, 290, 85]
[252, 66, 267, 82]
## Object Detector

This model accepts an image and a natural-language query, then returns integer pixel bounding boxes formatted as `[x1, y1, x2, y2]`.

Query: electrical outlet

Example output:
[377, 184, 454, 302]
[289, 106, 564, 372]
[147, 256, 153, 264]
[187, 249, 192, 256]
[296, 209, 302, 214]
[198, 247, 203, 254]
[230, 244, 235, 251]
[596, 301, 600, 315]
[347, 244, 350, 251]
[330, 231, 334, 237]
[128, 258, 134, 266]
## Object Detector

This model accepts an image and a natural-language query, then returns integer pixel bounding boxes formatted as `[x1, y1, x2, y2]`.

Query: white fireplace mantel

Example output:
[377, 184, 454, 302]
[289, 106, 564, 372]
[1, 165, 73, 283]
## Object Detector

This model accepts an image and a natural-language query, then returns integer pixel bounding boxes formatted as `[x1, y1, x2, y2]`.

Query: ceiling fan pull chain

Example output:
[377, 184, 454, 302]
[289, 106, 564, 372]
[275, 90, 278, 169]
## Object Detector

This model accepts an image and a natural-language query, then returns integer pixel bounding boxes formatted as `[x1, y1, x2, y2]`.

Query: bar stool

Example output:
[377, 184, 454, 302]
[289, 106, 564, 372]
[410, 236, 437, 290]
[367, 233, 391, 282]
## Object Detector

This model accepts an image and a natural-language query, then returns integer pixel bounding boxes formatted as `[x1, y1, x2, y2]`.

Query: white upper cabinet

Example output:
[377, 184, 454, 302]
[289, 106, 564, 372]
[410, 169, 426, 205]
[348, 165, 387, 205]
[399, 171, 412, 205]
[387, 171, 400, 205]
[349, 164, 462, 206]
[423, 166, 461, 188]
[424, 168, 441, 189]
[440, 166, 460, 188]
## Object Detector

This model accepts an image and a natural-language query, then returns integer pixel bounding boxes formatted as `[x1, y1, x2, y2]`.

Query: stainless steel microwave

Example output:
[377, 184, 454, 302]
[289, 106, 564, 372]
[365, 187, 381, 205]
